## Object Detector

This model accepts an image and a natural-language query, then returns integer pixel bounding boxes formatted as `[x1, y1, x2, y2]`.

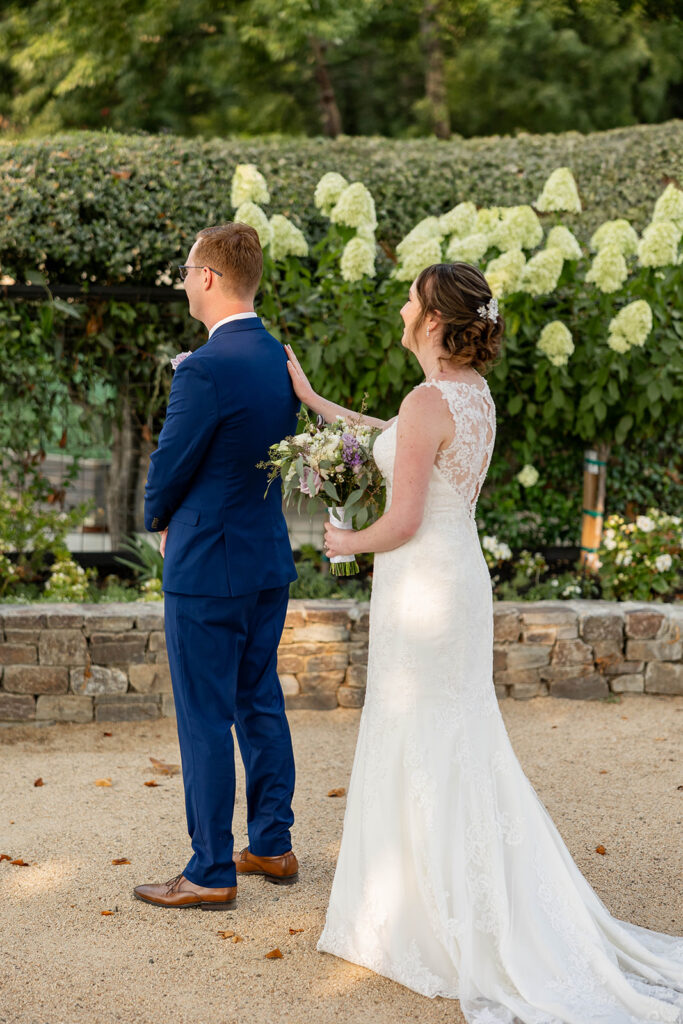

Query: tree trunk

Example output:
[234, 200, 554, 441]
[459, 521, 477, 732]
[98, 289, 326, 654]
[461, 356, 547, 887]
[420, 0, 451, 139]
[309, 36, 343, 138]
[580, 443, 610, 571]
[106, 396, 141, 550]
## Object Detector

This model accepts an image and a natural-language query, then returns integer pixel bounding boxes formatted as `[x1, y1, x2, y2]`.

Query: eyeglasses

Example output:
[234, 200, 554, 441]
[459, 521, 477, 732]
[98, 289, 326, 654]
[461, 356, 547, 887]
[177, 265, 224, 281]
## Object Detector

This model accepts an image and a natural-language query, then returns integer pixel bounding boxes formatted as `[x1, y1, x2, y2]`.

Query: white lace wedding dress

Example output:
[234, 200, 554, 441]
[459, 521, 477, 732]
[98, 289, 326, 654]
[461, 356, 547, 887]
[317, 378, 683, 1024]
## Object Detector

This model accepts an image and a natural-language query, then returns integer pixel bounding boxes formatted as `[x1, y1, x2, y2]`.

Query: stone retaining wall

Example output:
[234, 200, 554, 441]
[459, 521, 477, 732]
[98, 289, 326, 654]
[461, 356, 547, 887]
[0, 600, 680, 724]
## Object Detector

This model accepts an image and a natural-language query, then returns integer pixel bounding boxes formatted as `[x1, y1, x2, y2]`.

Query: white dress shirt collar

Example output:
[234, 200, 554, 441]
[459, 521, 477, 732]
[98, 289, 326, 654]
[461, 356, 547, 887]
[208, 311, 258, 339]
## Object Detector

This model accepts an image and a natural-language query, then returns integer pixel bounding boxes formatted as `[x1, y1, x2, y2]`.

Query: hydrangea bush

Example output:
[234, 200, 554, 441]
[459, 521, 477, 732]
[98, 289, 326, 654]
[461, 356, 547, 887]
[598, 510, 681, 600]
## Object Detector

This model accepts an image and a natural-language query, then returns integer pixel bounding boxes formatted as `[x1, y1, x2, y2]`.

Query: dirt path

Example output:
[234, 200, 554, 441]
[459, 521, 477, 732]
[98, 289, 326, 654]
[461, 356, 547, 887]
[1, 695, 682, 1024]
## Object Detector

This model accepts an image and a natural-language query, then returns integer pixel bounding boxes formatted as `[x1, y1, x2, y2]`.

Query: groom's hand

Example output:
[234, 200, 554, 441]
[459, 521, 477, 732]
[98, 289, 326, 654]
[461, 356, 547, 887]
[159, 528, 168, 558]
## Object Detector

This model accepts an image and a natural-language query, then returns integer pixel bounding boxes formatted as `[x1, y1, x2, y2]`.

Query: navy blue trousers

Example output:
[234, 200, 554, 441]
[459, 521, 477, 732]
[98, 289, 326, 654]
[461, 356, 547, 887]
[164, 586, 295, 888]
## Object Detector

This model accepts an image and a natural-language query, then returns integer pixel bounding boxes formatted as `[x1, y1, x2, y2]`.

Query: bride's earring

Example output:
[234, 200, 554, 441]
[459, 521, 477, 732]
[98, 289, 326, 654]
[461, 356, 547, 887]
[426, 324, 431, 337]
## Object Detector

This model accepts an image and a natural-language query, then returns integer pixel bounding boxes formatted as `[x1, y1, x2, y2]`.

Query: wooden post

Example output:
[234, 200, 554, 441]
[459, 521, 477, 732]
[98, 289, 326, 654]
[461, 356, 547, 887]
[580, 443, 610, 569]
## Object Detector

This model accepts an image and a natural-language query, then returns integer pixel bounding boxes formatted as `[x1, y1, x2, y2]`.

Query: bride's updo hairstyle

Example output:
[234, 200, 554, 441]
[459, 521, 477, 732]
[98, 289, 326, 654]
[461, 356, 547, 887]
[412, 262, 504, 372]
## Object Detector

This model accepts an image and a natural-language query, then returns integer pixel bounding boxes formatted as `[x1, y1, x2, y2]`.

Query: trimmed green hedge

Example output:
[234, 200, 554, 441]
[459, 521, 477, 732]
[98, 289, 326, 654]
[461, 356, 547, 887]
[1, 121, 682, 281]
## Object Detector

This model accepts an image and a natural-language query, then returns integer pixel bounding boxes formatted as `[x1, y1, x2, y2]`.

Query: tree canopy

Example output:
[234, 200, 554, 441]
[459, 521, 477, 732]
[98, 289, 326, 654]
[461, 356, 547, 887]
[0, 0, 681, 139]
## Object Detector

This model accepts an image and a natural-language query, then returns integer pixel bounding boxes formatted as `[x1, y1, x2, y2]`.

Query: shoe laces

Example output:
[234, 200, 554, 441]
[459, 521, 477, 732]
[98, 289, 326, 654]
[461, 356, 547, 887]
[164, 873, 183, 894]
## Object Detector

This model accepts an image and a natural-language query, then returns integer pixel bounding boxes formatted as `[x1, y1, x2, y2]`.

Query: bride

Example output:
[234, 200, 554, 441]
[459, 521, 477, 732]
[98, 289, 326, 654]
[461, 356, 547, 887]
[284, 261, 683, 1024]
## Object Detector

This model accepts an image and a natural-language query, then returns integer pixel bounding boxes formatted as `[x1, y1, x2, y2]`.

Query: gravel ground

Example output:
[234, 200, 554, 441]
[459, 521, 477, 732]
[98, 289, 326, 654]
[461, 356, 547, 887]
[1, 694, 682, 1024]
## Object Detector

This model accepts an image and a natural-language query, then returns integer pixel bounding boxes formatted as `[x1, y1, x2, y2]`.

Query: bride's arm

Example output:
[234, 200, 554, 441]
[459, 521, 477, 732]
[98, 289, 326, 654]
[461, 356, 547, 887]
[324, 387, 445, 556]
[285, 343, 388, 429]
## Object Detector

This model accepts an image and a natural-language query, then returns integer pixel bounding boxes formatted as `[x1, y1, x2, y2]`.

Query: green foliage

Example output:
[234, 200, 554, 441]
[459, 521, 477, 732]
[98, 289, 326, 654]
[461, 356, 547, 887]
[115, 533, 164, 582]
[43, 553, 97, 601]
[0, 1, 680, 138]
[289, 556, 371, 599]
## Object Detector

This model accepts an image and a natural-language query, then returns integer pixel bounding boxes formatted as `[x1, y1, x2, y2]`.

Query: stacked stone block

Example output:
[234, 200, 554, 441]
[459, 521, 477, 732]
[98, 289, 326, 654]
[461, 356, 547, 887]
[0, 600, 680, 724]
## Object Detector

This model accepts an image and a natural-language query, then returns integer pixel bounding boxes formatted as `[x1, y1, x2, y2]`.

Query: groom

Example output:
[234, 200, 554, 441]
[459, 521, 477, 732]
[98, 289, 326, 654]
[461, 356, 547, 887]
[135, 223, 300, 910]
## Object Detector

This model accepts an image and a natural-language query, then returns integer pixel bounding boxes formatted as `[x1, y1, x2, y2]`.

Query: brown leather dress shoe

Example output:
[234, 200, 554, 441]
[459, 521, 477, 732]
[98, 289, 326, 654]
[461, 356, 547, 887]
[133, 873, 236, 910]
[235, 847, 299, 885]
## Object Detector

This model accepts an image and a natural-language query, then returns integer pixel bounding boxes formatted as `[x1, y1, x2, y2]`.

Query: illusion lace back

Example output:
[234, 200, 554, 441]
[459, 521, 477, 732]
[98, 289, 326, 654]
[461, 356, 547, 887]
[317, 379, 683, 1023]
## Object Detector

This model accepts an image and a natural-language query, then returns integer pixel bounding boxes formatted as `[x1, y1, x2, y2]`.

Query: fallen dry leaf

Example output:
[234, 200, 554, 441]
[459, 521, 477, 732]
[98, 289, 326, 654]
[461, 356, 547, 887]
[551, 725, 557, 729]
[595, 845, 606, 855]
[289, 927, 304, 934]
[265, 948, 283, 959]
[217, 930, 235, 939]
[232, 935, 243, 943]
[94, 778, 112, 787]
[101, 910, 115, 916]
[620, 716, 628, 720]
[677, 785, 683, 791]
[143, 780, 160, 787]
[11, 858, 29, 866]
[149, 757, 180, 776]
[34, 778, 44, 787]
[327, 788, 346, 798]
[654, 737, 666, 741]
[598, 770, 608, 775]
[103, 731, 113, 737]
[0, 854, 11, 861]
[111, 858, 131, 865]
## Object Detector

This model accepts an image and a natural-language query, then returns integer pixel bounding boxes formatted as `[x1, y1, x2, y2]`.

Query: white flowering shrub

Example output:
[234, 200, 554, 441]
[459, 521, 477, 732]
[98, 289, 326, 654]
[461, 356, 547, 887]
[516, 464, 539, 488]
[535, 167, 582, 213]
[445, 232, 489, 264]
[395, 236, 443, 281]
[537, 321, 574, 367]
[637, 221, 682, 267]
[330, 182, 377, 231]
[269, 215, 309, 261]
[314, 172, 349, 216]
[585, 243, 628, 293]
[652, 183, 683, 231]
[485, 249, 526, 298]
[234, 201, 272, 247]
[230, 164, 270, 208]
[545, 225, 582, 261]
[340, 237, 376, 283]
[518, 248, 564, 296]
[598, 510, 680, 600]
[590, 219, 639, 256]
[607, 300, 653, 354]
[491, 205, 543, 251]
[438, 201, 477, 238]
[481, 534, 513, 569]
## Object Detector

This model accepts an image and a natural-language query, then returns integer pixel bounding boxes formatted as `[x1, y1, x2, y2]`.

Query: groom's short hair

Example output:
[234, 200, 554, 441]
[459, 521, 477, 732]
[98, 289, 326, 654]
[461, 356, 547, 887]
[194, 223, 263, 298]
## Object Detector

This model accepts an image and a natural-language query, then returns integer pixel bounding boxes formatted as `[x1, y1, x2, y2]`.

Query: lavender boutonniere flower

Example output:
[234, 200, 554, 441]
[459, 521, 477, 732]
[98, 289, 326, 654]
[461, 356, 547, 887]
[170, 351, 192, 371]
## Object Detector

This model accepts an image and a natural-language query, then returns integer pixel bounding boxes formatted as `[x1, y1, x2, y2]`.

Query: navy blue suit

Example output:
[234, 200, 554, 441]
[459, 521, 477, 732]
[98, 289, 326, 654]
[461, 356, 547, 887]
[144, 317, 299, 887]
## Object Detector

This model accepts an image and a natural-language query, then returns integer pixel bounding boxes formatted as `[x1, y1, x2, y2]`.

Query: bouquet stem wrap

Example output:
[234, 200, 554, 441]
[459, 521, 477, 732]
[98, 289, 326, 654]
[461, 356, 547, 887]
[327, 506, 359, 576]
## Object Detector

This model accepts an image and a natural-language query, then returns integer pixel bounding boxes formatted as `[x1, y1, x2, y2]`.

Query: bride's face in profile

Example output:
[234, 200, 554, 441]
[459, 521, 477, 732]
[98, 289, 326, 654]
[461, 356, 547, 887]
[400, 280, 422, 351]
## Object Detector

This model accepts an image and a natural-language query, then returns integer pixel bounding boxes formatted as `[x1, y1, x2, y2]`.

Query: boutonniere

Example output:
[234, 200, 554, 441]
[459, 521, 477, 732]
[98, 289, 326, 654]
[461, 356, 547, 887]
[170, 351, 192, 370]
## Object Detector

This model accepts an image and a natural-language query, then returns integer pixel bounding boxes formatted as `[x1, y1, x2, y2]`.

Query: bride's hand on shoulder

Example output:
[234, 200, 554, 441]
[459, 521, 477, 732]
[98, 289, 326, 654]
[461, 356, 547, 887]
[285, 344, 317, 406]
[324, 522, 355, 559]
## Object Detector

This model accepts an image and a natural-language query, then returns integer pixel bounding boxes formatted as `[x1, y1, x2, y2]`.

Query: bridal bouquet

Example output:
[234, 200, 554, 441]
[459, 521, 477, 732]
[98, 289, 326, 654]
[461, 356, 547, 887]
[260, 412, 384, 575]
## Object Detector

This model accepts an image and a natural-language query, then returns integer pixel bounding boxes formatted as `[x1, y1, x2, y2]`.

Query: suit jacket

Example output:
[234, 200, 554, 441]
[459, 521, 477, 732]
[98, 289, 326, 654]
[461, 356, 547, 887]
[144, 317, 300, 597]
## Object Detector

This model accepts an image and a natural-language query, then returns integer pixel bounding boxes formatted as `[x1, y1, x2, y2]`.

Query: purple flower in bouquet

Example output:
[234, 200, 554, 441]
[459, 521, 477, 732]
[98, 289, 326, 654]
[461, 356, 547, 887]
[299, 466, 323, 497]
[341, 433, 363, 468]
[170, 351, 192, 370]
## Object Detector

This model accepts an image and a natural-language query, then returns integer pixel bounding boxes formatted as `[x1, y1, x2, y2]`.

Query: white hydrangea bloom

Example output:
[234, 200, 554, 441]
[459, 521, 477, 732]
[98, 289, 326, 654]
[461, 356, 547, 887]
[607, 300, 653, 353]
[652, 183, 683, 232]
[474, 207, 501, 236]
[314, 172, 349, 215]
[481, 536, 512, 561]
[518, 248, 564, 296]
[637, 221, 682, 268]
[492, 206, 543, 251]
[269, 215, 309, 261]
[231, 164, 270, 208]
[395, 237, 443, 281]
[535, 167, 581, 213]
[356, 222, 376, 243]
[585, 244, 628, 293]
[485, 249, 526, 298]
[438, 201, 477, 238]
[590, 219, 639, 256]
[396, 217, 443, 257]
[655, 553, 673, 572]
[516, 464, 539, 488]
[445, 232, 489, 264]
[537, 321, 574, 367]
[340, 237, 376, 283]
[234, 202, 272, 246]
[545, 225, 582, 260]
[330, 182, 377, 231]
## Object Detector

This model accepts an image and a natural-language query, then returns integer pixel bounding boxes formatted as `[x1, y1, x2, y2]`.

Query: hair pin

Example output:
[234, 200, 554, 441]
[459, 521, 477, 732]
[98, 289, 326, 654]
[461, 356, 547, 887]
[477, 297, 499, 322]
